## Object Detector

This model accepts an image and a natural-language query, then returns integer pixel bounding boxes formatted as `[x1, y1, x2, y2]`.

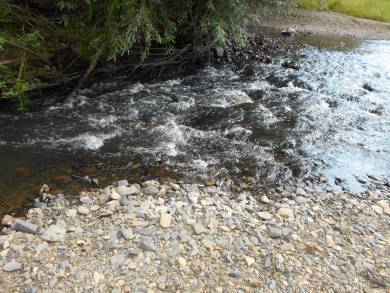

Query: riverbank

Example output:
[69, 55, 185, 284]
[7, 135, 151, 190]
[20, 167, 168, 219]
[1, 176, 389, 292]
[253, 8, 390, 39]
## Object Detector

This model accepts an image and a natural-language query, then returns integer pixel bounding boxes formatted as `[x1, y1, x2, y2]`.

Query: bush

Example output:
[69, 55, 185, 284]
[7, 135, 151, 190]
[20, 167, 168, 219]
[0, 0, 295, 111]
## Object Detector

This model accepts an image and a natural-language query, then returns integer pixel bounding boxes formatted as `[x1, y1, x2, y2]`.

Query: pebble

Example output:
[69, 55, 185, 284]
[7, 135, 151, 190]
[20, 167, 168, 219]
[41, 225, 66, 242]
[2, 261, 22, 272]
[11, 220, 38, 234]
[1, 171, 389, 293]
[77, 206, 89, 215]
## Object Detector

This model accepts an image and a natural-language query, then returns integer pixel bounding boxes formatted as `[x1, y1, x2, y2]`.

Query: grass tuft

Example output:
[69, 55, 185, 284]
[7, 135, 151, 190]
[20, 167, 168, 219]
[299, 0, 390, 23]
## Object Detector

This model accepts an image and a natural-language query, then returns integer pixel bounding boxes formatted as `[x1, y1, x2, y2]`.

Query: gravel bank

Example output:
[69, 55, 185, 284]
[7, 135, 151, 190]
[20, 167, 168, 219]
[1, 175, 390, 293]
[253, 8, 390, 39]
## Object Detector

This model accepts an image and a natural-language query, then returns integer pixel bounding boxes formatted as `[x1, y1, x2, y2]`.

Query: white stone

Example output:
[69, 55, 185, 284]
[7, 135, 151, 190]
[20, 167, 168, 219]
[277, 208, 294, 218]
[65, 209, 77, 217]
[260, 195, 270, 203]
[160, 214, 172, 228]
[94, 271, 104, 283]
[371, 205, 383, 214]
[110, 192, 121, 200]
[77, 206, 89, 215]
[177, 257, 187, 266]
[257, 212, 271, 220]
[244, 256, 255, 267]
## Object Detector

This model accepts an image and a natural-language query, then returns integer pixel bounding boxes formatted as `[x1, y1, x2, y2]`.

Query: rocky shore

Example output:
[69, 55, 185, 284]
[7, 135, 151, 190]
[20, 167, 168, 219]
[1, 175, 390, 293]
[255, 8, 390, 40]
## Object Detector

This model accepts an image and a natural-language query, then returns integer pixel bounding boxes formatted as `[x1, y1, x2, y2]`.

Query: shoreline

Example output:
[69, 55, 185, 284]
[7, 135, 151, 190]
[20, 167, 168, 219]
[1, 176, 389, 292]
[253, 8, 390, 40]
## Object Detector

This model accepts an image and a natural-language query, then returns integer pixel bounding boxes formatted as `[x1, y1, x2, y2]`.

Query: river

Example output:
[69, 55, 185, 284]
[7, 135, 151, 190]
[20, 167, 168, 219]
[0, 32, 389, 217]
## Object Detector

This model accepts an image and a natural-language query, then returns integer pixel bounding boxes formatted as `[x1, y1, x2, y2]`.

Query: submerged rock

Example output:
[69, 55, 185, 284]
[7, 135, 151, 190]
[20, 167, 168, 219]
[281, 27, 297, 35]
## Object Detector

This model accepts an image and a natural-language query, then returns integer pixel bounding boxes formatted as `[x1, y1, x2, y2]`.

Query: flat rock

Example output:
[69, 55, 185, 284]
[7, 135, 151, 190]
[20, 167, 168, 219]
[268, 227, 282, 238]
[295, 187, 307, 196]
[257, 212, 272, 220]
[2, 215, 15, 226]
[340, 225, 351, 235]
[11, 220, 38, 234]
[116, 185, 139, 196]
[187, 184, 199, 192]
[109, 254, 125, 265]
[41, 225, 66, 242]
[77, 206, 89, 215]
[3, 261, 22, 272]
[187, 191, 200, 204]
[144, 185, 159, 195]
[65, 209, 77, 217]
[277, 208, 294, 218]
[139, 240, 157, 252]
[280, 243, 295, 251]
[233, 237, 245, 249]
[160, 214, 172, 228]
[117, 180, 129, 186]
[192, 223, 208, 235]
[97, 209, 114, 217]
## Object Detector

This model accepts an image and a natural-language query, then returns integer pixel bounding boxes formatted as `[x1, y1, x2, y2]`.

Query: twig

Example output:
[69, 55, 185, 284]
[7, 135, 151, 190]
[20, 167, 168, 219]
[61, 41, 106, 106]
[0, 38, 50, 64]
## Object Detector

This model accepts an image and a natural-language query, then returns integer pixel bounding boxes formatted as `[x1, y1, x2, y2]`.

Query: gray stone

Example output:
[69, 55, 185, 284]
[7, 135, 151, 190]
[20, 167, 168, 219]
[41, 225, 66, 242]
[371, 278, 387, 287]
[49, 278, 58, 289]
[99, 194, 110, 205]
[268, 227, 282, 238]
[265, 257, 272, 268]
[59, 259, 69, 269]
[233, 237, 244, 249]
[139, 228, 153, 236]
[120, 195, 131, 206]
[33, 202, 47, 209]
[3, 261, 22, 272]
[11, 220, 38, 234]
[187, 184, 199, 192]
[250, 236, 259, 245]
[118, 180, 129, 187]
[33, 218, 44, 228]
[139, 240, 157, 252]
[116, 185, 139, 196]
[144, 185, 159, 195]
[206, 187, 219, 194]
[295, 187, 307, 197]
[79, 196, 92, 204]
[372, 232, 383, 240]
[258, 235, 272, 250]
[171, 231, 178, 240]
[228, 268, 238, 278]
[109, 254, 125, 265]
[75, 270, 87, 281]
[269, 280, 277, 289]
[156, 275, 167, 284]
[215, 46, 224, 57]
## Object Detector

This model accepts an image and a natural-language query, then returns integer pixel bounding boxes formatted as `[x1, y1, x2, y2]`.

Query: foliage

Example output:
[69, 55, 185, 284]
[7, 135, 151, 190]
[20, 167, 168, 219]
[0, 0, 296, 111]
[298, 0, 390, 22]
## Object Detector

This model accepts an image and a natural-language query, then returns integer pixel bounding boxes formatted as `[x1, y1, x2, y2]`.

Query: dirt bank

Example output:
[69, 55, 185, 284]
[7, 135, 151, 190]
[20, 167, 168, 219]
[253, 8, 390, 39]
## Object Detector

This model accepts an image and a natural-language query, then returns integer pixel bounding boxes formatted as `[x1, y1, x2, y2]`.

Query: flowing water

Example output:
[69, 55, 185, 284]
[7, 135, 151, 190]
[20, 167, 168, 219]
[1, 33, 389, 217]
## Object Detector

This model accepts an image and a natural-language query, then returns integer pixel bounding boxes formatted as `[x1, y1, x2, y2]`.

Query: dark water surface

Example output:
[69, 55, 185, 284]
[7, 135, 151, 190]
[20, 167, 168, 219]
[1, 33, 389, 217]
